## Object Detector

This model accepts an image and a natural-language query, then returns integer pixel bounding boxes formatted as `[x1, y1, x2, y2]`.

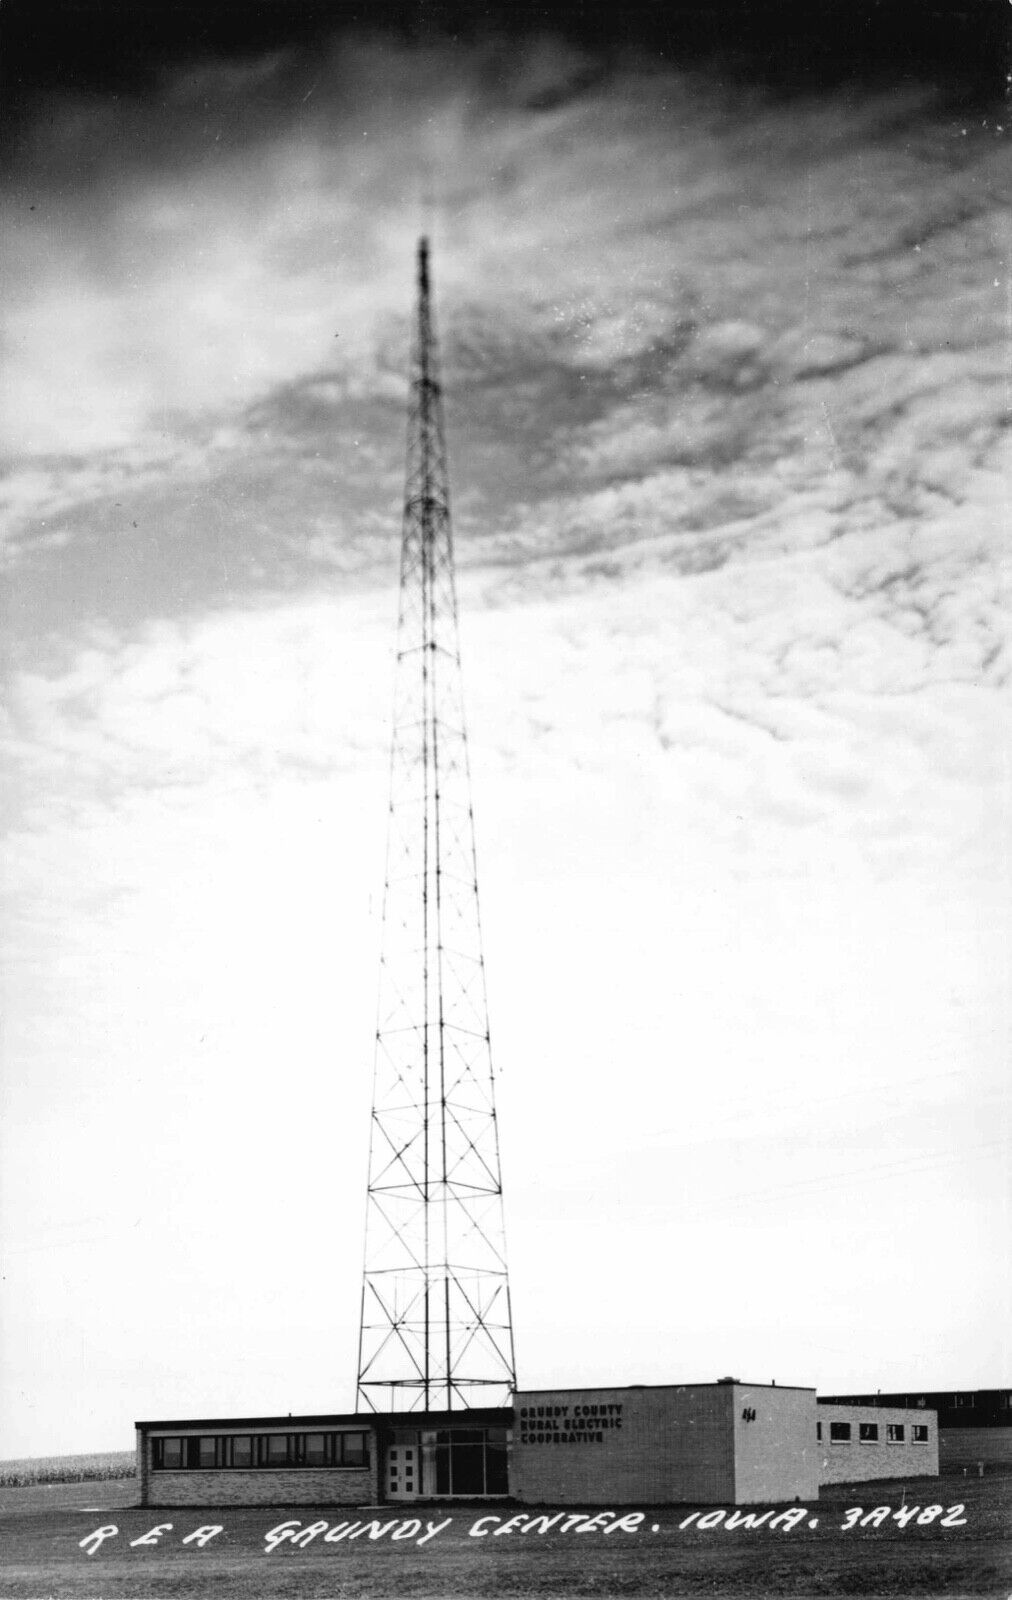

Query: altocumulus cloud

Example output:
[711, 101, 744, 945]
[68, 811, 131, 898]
[1, 41, 1007, 618]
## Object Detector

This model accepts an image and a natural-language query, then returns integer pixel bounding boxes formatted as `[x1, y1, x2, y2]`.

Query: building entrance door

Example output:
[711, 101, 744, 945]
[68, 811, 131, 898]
[386, 1436, 420, 1499]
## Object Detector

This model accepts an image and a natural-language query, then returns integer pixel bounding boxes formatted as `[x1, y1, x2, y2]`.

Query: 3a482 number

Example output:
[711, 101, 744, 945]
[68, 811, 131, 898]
[839, 1504, 967, 1530]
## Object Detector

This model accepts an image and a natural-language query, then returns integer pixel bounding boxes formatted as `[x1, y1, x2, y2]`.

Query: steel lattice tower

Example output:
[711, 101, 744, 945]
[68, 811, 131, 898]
[356, 239, 517, 1414]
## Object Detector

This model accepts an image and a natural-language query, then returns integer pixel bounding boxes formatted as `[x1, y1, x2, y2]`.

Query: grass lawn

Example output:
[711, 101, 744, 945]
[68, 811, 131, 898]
[0, 1471, 1007, 1597]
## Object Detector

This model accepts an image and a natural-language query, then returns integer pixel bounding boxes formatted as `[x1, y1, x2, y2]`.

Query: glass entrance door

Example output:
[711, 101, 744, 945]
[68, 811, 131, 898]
[432, 1428, 509, 1495]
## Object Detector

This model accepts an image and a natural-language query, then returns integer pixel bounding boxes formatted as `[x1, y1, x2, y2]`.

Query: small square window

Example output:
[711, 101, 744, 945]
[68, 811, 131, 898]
[829, 1422, 851, 1443]
[886, 1424, 905, 1443]
[859, 1423, 879, 1443]
[912, 1425, 929, 1443]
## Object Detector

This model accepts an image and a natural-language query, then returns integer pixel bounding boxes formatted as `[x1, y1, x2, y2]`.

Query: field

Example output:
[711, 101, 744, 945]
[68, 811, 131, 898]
[0, 1450, 135, 1487]
[0, 1471, 1007, 1597]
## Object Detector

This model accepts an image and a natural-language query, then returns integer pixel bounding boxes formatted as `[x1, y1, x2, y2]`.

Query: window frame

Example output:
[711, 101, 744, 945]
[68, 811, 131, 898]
[152, 1437, 185, 1471]
[859, 1422, 879, 1443]
[228, 1435, 255, 1469]
[886, 1423, 905, 1443]
[262, 1433, 289, 1465]
[338, 1431, 369, 1468]
[829, 1421, 852, 1444]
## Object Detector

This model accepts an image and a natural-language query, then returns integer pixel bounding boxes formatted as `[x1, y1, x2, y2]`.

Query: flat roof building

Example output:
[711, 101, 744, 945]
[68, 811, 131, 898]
[818, 1389, 1011, 1469]
[136, 1408, 511, 1508]
[137, 1381, 939, 1509]
[815, 1402, 939, 1484]
[512, 1382, 819, 1506]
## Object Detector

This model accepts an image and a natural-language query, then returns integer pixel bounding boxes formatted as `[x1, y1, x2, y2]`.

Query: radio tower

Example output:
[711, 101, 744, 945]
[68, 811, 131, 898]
[356, 239, 517, 1414]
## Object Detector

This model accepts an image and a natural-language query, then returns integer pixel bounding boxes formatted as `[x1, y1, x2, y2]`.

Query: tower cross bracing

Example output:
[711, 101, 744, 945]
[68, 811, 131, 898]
[356, 239, 516, 1413]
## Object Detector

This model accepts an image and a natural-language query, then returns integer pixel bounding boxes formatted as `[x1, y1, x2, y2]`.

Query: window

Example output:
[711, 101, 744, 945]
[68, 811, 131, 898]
[339, 1431, 369, 1468]
[886, 1424, 905, 1443]
[859, 1423, 879, 1443]
[816, 1422, 822, 1441]
[151, 1428, 371, 1471]
[153, 1437, 184, 1470]
[485, 1428, 509, 1495]
[912, 1425, 929, 1443]
[430, 1427, 507, 1495]
[829, 1422, 851, 1443]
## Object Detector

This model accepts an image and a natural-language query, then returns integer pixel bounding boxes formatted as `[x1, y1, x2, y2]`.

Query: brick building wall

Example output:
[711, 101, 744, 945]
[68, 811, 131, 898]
[146, 1466, 375, 1506]
[512, 1385, 731, 1505]
[816, 1404, 938, 1484]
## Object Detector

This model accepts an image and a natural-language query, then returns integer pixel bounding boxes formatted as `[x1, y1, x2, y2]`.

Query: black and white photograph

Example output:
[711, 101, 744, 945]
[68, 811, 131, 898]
[0, 1, 1008, 1594]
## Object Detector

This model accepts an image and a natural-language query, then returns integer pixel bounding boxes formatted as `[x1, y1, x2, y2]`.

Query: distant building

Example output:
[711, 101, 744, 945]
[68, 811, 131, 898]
[818, 1389, 1012, 1468]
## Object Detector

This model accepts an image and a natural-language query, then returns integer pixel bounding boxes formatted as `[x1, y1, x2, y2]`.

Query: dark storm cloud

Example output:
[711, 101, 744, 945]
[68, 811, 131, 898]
[1, 0, 1005, 141]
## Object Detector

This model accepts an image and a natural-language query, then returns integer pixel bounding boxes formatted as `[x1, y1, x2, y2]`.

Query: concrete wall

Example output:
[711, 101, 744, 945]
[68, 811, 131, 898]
[733, 1386, 819, 1504]
[817, 1405, 938, 1485]
[939, 1429, 1012, 1469]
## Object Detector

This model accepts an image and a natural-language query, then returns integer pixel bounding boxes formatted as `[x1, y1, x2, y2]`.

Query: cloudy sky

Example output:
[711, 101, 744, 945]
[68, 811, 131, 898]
[1, 2, 1008, 1456]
